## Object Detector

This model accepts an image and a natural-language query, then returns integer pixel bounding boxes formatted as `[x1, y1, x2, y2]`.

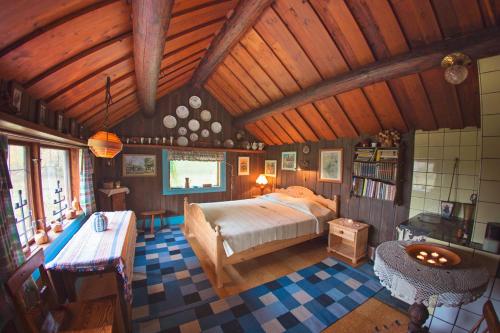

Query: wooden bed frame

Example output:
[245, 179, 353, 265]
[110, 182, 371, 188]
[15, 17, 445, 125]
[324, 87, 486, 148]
[183, 186, 339, 288]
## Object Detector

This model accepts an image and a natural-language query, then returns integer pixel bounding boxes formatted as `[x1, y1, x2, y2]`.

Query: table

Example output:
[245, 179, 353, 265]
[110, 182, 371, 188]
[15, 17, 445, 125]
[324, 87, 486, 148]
[327, 218, 369, 265]
[46, 211, 137, 332]
[140, 209, 166, 234]
[374, 241, 489, 333]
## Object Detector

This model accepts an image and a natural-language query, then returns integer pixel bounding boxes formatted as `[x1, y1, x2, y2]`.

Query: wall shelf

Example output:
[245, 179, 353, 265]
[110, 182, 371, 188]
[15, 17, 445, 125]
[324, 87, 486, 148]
[123, 143, 265, 154]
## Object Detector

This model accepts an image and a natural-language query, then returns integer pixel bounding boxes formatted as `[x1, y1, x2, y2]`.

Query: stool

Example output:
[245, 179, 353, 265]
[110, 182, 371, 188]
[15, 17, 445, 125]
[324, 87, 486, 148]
[140, 210, 166, 233]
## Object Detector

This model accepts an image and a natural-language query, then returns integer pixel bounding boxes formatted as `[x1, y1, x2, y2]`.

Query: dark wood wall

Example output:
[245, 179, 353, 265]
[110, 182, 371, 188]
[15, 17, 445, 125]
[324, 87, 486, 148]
[95, 86, 264, 215]
[264, 133, 414, 246]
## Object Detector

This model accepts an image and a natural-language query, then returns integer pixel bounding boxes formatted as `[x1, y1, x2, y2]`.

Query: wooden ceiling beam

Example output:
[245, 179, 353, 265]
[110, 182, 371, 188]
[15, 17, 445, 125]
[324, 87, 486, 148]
[234, 27, 500, 127]
[191, 0, 275, 87]
[132, 0, 174, 117]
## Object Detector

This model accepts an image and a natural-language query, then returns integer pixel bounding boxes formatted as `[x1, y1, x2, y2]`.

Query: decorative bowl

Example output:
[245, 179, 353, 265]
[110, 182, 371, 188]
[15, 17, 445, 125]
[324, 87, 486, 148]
[405, 243, 461, 268]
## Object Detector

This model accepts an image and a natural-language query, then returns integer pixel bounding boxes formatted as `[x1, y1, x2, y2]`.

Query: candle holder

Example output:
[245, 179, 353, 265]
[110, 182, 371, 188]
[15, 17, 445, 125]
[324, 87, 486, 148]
[405, 243, 461, 268]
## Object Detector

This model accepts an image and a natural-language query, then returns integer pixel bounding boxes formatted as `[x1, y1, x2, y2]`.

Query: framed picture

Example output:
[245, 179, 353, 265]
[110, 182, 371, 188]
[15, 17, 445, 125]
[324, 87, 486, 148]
[36, 100, 47, 125]
[264, 160, 277, 177]
[319, 148, 343, 183]
[56, 112, 64, 132]
[122, 154, 157, 177]
[238, 156, 250, 176]
[9, 82, 23, 114]
[281, 151, 297, 171]
[441, 201, 455, 219]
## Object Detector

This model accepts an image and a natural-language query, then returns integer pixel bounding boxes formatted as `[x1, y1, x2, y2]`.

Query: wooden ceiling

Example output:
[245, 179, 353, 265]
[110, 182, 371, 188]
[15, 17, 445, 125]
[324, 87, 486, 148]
[204, 0, 499, 145]
[0, 0, 239, 131]
[0, 0, 499, 144]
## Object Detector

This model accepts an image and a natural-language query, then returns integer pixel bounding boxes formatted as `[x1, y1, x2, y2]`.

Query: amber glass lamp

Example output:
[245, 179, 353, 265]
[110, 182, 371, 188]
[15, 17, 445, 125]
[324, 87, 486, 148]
[256, 174, 268, 195]
[88, 77, 122, 158]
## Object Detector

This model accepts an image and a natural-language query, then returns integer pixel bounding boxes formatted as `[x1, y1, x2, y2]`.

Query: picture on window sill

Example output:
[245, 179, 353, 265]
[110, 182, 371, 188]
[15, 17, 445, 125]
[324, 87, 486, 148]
[123, 154, 156, 177]
[238, 156, 250, 176]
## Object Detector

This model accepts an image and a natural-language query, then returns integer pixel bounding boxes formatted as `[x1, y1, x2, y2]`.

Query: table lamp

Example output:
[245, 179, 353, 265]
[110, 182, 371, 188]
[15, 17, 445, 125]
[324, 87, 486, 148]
[256, 174, 268, 195]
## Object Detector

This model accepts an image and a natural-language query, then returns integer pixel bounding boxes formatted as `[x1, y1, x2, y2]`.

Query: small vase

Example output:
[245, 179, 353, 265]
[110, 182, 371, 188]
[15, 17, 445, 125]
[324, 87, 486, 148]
[185, 177, 190, 188]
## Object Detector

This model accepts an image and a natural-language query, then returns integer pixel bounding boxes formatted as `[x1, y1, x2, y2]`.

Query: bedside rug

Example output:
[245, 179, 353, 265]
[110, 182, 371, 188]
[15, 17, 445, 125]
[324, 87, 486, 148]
[131, 226, 383, 333]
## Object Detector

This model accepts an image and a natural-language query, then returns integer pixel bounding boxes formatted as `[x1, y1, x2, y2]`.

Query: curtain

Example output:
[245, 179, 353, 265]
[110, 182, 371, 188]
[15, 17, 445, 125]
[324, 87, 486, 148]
[79, 149, 96, 215]
[0, 135, 26, 329]
[168, 150, 224, 161]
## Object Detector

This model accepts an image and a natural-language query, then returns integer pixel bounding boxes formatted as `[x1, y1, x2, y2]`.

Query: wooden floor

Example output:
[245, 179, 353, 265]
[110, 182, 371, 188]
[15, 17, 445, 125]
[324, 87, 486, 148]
[184, 226, 409, 332]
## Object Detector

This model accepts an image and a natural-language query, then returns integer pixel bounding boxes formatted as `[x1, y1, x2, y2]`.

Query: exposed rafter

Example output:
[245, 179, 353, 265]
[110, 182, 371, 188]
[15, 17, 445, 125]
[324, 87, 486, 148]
[233, 28, 500, 127]
[132, 0, 174, 117]
[191, 0, 274, 88]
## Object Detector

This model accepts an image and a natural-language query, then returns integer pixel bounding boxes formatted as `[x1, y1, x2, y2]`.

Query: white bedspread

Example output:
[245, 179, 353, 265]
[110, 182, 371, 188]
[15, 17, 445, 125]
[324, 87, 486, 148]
[196, 194, 334, 256]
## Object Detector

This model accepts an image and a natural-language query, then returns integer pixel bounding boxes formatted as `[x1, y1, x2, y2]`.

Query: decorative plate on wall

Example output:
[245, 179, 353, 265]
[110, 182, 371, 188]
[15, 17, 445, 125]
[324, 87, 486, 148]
[190, 133, 199, 142]
[200, 109, 211, 122]
[177, 136, 188, 146]
[211, 121, 222, 134]
[201, 129, 210, 138]
[176, 105, 189, 119]
[163, 115, 177, 129]
[189, 96, 202, 109]
[224, 139, 234, 148]
[188, 119, 200, 132]
[178, 126, 187, 136]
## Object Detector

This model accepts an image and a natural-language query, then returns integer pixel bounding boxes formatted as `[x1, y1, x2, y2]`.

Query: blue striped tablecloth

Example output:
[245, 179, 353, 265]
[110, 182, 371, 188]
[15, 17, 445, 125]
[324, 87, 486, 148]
[46, 210, 137, 302]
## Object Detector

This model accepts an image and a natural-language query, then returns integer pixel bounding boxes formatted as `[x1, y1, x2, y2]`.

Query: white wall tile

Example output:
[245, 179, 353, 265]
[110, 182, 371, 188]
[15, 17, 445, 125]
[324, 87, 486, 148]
[444, 132, 461, 146]
[460, 131, 478, 146]
[476, 202, 500, 222]
[424, 198, 440, 213]
[482, 114, 500, 136]
[480, 71, 500, 94]
[427, 160, 443, 173]
[444, 146, 460, 160]
[414, 146, 429, 159]
[413, 172, 427, 185]
[478, 180, 500, 203]
[482, 137, 500, 158]
[426, 173, 442, 187]
[429, 146, 444, 159]
[481, 159, 500, 181]
[481, 92, 500, 115]
[458, 161, 476, 176]
[414, 160, 428, 172]
[429, 132, 444, 146]
[458, 175, 475, 190]
[460, 146, 478, 161]
[425, 186, 441, 200]
[479, 54, 500, 73]
[415, 133, 429, 146]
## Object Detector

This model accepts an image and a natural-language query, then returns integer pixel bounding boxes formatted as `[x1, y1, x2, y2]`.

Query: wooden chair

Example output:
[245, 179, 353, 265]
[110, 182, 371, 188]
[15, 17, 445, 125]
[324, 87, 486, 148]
[470, 300, 500, 333]
[6, 248, 117, 333]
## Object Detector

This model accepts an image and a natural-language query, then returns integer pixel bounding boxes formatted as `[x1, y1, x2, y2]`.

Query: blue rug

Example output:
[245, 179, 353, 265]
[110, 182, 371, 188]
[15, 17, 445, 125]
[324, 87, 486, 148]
[132, 225, 383, 333]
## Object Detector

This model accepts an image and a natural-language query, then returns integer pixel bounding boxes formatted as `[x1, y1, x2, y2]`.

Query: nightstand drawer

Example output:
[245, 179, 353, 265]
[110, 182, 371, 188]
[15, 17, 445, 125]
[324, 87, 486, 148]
[331, 226, 356, 241]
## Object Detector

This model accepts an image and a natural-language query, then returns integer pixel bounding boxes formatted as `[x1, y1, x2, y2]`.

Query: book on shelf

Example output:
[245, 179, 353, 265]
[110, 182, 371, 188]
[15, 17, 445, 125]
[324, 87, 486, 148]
[351, 177, 396, 201]
[352, 161, 397, 182]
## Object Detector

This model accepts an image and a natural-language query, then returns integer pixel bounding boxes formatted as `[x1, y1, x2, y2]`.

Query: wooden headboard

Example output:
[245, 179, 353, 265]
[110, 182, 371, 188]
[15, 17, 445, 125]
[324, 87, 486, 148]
[275, 186, 339, 216]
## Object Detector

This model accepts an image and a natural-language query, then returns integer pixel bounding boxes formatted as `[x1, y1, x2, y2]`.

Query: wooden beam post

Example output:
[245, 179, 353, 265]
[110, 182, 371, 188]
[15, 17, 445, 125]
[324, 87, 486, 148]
[233, 28, 500, 127]
[191, 0, 275, 88]
[132, 0, 174, 117]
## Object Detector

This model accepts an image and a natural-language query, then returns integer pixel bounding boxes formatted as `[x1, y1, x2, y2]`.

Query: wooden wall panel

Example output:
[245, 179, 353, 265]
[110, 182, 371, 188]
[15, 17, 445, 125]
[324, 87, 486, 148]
[264, 133, 414, 246]
[95, 85, 263, 215]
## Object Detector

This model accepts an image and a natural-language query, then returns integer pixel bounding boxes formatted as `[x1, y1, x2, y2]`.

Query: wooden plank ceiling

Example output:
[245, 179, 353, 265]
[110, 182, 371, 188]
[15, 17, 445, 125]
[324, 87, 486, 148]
[0, 0, 498, 143]
[0, 0, 239, 131]
[204, 0, 499, 145]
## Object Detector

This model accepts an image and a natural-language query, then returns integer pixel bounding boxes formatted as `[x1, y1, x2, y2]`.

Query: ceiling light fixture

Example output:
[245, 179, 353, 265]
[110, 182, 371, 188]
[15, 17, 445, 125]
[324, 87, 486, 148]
[88, 77, 123, 158]
[441, 52, 471, 85]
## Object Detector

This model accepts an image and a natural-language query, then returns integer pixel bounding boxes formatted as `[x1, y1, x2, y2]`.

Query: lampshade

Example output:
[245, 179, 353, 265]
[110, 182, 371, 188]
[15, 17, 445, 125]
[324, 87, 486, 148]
[441, 52, 471, 85]
[256, 174, 268, 186]
[88, 131, 123, 158]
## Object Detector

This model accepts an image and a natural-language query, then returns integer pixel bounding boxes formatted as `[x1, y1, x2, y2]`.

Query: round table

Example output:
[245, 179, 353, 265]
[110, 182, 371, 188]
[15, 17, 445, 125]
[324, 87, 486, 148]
[374, 241, 489, 333]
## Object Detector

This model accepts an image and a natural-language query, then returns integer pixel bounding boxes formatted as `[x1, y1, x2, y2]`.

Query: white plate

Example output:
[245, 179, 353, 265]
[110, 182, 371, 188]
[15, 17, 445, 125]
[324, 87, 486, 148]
[224, 139, 234, 148]
[176, 105, 189, 118]
[189, 96, 202, 109]
[201, 129, 210, 138]
[177, 136, 188, 146]
[200, 109, 211, 122]
[211, 121, 222, 133]
[190, 133, 199, 142]
[178, 127, 187, 135]
[163, 115, 177, 129]
[188, 119, 200, 132]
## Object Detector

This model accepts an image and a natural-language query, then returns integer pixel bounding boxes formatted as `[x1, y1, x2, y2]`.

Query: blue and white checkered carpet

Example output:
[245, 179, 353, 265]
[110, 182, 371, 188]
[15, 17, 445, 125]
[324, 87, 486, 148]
[132, 225, 383, 333]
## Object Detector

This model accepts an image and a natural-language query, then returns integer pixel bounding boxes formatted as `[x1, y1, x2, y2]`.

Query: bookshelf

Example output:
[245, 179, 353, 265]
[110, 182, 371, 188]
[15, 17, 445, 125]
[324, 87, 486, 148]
[350, 145, 404, 205]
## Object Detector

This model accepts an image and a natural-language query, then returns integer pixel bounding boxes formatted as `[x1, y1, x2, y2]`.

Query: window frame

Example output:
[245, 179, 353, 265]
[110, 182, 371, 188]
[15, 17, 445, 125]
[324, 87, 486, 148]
[162, 150, 227, 195]
[39, 145, 72, 223]
[7, 141, 36, 246]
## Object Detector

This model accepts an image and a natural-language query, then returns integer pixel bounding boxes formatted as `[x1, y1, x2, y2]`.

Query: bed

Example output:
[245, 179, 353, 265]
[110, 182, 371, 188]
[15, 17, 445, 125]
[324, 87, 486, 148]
[183, 186, 339, 287]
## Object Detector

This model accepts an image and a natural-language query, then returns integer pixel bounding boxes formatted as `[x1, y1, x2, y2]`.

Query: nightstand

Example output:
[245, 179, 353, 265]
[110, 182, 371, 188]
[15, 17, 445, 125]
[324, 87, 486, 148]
[327, 218, 369, 265]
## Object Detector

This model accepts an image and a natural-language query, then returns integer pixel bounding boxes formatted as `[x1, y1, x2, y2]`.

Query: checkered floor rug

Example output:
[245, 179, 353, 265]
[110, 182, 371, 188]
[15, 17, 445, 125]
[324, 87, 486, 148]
[132, 225, 383, 333]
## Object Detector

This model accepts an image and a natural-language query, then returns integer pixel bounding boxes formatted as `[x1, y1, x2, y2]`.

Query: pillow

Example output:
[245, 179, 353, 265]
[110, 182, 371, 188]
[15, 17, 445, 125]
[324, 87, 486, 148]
[262, 193, 331, 218]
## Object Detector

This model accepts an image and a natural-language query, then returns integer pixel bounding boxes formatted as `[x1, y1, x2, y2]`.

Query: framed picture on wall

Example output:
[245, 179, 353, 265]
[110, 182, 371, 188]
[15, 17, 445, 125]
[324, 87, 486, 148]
[9, 81, 23, 114]
[264, 160, 277, 177]
[319, 148, 343, 183]
[36, 100, 48, 125]
[238, 156, 250, 176]
[281, 151, 297, 171]
[123, 154, 157, 177]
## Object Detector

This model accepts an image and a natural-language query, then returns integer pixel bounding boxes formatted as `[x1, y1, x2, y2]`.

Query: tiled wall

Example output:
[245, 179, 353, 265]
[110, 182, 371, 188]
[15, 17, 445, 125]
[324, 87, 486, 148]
[475, 55, 500, 244]
[410, 128, 481, 224]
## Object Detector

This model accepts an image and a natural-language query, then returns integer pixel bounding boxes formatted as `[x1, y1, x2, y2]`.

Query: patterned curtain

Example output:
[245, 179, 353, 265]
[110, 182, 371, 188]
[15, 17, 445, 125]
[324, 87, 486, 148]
[79, 149, 96, 215]
[0, 135, 26, 329]
[168, 150, 224, 161]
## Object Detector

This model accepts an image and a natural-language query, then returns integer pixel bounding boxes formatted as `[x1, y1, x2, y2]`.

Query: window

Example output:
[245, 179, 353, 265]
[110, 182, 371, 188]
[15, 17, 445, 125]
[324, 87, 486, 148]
[162, 150, 226, 195]
[7, 144, 34, 246]
[41, 148, 71, 222]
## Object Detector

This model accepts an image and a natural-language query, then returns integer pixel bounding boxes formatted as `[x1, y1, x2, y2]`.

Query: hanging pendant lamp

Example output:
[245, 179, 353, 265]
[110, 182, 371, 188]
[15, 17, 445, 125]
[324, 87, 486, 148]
[88, 77, 123, 158]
